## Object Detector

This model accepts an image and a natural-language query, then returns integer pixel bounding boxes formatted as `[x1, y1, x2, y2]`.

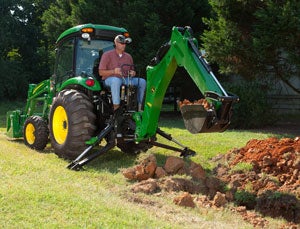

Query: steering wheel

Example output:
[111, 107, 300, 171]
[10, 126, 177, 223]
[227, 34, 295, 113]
[121, 64, 135, 77]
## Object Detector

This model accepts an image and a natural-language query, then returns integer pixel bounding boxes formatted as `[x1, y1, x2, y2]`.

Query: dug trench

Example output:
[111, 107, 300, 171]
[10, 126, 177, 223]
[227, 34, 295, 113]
[121, 136, 300, 228]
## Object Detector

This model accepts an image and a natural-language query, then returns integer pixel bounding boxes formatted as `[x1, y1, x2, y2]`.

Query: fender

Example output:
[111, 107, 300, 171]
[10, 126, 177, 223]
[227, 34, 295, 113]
[58, 76, 101, 91]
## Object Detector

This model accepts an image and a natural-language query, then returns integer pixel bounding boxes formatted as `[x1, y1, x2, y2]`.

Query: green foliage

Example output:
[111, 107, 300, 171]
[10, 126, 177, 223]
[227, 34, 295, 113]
[0, 0, 53, 100]
[42, 0, 210, 72]
[234, 190, 257, 209]
[231, 162, 253, 173]
[252, 0, 300, 94]
[202, 0, 300, 94]
[0, 59, 29, 99]
[3, 0, 299, 113]
[225, 80, 276, 129]
[267, 191, 282, 200]
[42, 0, 83, 43]
[202, 0, 263, 78]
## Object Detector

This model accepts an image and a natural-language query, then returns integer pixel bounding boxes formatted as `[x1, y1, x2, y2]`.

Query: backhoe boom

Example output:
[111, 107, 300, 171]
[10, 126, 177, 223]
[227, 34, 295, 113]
[135, 26, 238, 141]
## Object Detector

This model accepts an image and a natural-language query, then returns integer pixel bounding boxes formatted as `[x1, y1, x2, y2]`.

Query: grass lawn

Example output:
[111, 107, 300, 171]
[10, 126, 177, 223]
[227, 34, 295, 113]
[0, 103, 295, 228]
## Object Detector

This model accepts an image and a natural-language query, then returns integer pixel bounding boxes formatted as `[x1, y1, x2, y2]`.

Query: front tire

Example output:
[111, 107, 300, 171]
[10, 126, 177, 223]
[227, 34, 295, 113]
[23, 116, 49, 150]
[49, 90, 96, 160]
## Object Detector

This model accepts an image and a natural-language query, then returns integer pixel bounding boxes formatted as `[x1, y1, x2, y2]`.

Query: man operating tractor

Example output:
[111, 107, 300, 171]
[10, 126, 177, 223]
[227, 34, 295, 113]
[99, 34, 146, 111]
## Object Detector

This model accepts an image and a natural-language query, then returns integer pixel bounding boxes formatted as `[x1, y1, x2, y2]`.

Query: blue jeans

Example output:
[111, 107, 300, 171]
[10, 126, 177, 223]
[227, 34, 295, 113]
[104, 76, 146, 105]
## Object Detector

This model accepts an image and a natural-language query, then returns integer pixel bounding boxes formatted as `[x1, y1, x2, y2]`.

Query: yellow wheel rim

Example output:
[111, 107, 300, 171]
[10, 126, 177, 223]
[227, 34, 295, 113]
[25, 123, 35, 145]
[52, 106, 68, 144]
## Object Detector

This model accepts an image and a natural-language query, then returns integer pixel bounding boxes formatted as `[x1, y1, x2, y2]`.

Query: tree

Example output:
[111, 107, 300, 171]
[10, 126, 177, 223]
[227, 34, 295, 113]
[252, 0, 300, 94]
[42, 0, 77, 43]
[42, 0, 211, 70]
[0, 0, 54, 99]
[202, 0, 300, 94]
[0, 0, 31, 99]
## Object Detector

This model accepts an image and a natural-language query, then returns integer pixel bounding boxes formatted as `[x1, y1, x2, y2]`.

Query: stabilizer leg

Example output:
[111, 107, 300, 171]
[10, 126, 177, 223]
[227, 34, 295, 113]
[155, 128, 196, 157]
[67, 122, 115, 170]
[68, 142, 115, 170]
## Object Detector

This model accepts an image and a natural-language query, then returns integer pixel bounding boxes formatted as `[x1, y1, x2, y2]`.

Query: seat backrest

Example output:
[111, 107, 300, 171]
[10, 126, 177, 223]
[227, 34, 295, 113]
[93, 46, 114, 80]
[93, 49, 104, 81]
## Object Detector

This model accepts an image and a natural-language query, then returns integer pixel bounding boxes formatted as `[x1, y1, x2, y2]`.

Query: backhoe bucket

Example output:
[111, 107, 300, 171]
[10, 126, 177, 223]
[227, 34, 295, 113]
[180, 104, 210, 134]
[180, 94, 238, 134]
[180, 104, 231, 133]
[6, 110, 26, 138]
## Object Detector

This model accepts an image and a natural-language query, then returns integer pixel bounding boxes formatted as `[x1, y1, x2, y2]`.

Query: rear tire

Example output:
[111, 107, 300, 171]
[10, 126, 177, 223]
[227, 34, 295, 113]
[116, 118, 152, 155]
[23, 116, 49, 150]
[49, 90, 96, 160]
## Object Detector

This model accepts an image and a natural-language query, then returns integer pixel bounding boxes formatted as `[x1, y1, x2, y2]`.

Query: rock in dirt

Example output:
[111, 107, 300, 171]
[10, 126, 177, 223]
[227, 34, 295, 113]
[189, 161, 206, 181]
[164, 156, 185, 174]
[232, 206, 269, 228]
[212, 192, 227, 207]
[173, 192, 196, 208]
[154, 166, 167, 178]
[122, 154, 157, 181]
[122, 154, 207, 182]
[122, 167, 136, 180]
[205, 176, 223, 198]
[159, 177, 208, 194]
[131, 178, 159, 194]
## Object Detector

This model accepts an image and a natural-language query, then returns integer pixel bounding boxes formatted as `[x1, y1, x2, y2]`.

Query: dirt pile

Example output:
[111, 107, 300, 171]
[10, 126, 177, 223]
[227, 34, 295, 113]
[213, 136, 300, 224]
[214, 137, 300, 197]
[122, 155, 210, 195]
[122, 136, 300, 226]
[228, 137, 300, 196]
[178, 99, 211, 110]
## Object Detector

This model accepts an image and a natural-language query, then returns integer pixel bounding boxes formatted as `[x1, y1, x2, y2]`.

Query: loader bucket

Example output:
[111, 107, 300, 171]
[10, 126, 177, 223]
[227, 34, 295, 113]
[6, 110, 26, 138]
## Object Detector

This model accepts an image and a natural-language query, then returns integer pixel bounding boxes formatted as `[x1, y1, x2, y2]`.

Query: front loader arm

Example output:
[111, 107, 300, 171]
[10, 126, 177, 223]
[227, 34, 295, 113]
[134, 26, 238, 141]
[24, 79, 54, 119]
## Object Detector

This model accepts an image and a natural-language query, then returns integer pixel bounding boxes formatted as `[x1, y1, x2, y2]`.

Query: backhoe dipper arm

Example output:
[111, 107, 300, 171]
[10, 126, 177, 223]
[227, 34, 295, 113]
[134, 26, 238, 141]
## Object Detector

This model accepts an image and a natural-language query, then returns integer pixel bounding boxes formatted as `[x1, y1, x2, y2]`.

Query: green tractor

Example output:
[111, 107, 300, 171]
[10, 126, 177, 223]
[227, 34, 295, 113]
[6, 24, 238, 170]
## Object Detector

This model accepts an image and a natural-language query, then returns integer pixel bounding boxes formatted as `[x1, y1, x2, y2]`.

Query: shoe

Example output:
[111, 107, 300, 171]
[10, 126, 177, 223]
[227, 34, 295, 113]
[138, 104, 143, 111]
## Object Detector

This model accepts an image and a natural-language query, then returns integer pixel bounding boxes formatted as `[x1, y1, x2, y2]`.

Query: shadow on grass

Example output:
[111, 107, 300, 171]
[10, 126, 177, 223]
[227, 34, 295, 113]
[77, 144, 195, 175]
[255, 190, 300, 224]
[234, 189, 300, 224]
[86, 148, 139, 173]
[4, 135, 190, 175]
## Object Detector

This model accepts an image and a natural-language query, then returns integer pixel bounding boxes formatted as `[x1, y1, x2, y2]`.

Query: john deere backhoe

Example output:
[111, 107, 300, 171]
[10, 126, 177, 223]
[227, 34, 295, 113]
[6, 24, 238, 170]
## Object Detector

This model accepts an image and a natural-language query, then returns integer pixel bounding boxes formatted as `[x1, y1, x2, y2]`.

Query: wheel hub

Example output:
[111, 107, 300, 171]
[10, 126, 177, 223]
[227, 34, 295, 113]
[25, 123, 35, 144]
[52, 105, 68, 144]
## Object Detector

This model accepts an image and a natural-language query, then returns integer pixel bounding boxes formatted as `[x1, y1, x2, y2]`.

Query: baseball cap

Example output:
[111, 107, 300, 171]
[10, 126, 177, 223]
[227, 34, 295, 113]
[114, 35, 132, 44]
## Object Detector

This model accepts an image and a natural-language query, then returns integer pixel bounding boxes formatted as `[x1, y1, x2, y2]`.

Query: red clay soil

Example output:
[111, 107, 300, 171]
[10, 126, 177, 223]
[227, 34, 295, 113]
[224, 137, 300, 197]
[122, 136, 300, 227]
[178, 99, 211, 110]
[214, 136, 300, 225]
